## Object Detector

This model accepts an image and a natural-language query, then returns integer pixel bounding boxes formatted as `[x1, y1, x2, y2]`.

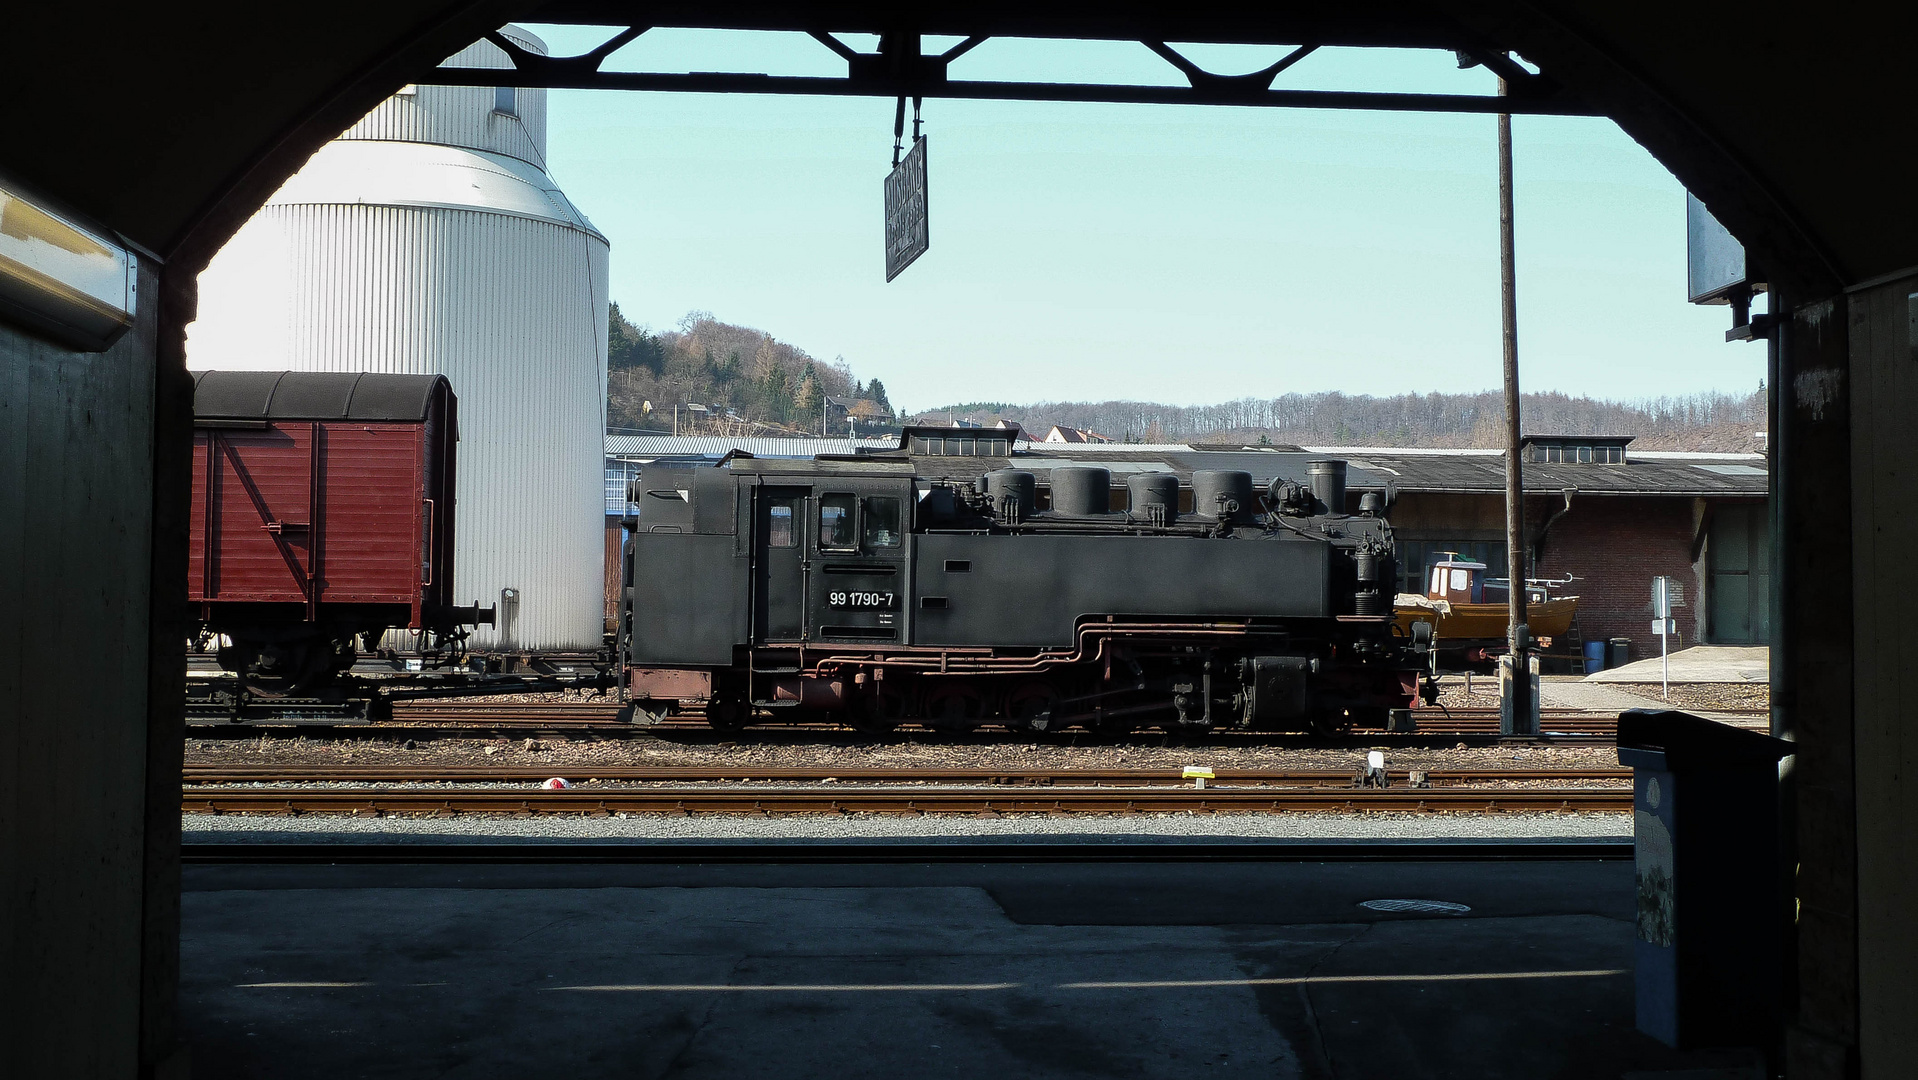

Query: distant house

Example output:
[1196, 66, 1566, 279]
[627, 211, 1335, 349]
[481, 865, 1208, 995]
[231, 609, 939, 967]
[1044, 425, 1113, 444]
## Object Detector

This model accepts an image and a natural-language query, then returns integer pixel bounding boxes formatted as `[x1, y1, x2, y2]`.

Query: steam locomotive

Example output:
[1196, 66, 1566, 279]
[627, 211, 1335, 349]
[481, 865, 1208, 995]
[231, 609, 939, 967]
[617, 427, 1426, 734]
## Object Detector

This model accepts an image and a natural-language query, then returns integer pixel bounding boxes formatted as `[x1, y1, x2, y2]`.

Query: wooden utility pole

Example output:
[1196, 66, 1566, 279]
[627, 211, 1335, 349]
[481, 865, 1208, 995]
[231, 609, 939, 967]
[1498, 78, 1536, 736]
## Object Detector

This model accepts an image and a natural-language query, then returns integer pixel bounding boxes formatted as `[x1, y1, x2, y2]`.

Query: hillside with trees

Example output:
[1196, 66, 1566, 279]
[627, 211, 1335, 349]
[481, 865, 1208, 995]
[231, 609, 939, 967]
[917, 388, 1768, 453]
[605, 308, 1765, 452]
[606, 307, 895, 434]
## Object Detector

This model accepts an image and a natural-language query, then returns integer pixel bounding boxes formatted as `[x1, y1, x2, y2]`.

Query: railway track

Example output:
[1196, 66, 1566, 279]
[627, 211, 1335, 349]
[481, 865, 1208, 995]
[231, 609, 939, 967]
[181, 785, 1630, 815]
[187, 700, 1763, 741]
[181, 763, 1632, 815]
[183, 764, 1630, 787]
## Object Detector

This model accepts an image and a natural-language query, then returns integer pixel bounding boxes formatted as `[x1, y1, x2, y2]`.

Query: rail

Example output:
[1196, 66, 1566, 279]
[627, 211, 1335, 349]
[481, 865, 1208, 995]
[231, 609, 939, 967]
[183, 764, 1630, 787]
[181, 786, 1629, 814]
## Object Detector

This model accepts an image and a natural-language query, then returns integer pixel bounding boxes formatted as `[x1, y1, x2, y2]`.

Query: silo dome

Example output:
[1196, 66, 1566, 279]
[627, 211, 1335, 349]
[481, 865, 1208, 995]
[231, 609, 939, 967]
[187, 26, 610, 652]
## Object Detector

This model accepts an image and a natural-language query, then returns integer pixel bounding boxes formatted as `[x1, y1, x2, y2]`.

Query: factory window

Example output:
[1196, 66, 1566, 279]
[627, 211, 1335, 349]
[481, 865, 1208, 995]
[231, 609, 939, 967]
[863, 497, 902, 548]
[494, 86, 518, 116]
[1529, 440, 1628, 464]
[767, 501, 796, 548]
[819, 494, 857, 551]
[908, 435, 1012, 456]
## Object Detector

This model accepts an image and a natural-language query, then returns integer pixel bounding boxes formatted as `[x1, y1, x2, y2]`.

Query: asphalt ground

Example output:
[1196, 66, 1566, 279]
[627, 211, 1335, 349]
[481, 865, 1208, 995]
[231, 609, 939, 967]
[180, 849, 1760, 1079]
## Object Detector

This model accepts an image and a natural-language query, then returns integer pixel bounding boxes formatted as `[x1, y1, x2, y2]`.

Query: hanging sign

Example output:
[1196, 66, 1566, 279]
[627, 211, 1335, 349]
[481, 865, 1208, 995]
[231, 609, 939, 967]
[884, 136, 929, 282]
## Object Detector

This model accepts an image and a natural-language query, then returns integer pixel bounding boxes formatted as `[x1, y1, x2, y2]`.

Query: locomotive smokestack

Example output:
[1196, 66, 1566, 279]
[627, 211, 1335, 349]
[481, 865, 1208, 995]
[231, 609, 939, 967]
[1307, 459, 1348, 516]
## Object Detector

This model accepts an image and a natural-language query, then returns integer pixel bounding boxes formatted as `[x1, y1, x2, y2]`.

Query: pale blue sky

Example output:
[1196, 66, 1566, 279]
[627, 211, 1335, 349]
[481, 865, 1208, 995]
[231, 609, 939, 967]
[528, 26, 1766, 410]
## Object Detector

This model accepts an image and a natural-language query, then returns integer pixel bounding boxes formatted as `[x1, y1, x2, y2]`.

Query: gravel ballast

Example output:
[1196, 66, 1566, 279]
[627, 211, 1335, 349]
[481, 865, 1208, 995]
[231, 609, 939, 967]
[186, 733, 1622, 775]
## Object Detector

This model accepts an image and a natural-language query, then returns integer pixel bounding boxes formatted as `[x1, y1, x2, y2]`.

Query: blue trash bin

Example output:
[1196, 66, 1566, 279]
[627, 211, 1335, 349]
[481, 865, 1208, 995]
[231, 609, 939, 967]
[1618, 709, 1792, 1050]
[1583, 640, 1607, 674]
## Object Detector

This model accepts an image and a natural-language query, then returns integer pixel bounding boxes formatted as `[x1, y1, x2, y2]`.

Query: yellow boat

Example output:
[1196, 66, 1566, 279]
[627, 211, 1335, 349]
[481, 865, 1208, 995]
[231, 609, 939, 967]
[1394, 556, 1579, 645]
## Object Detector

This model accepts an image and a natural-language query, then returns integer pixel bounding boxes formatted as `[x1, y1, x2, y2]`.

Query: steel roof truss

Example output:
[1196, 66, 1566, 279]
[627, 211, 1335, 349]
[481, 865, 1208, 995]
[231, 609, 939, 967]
[420, 26, 1596, 116]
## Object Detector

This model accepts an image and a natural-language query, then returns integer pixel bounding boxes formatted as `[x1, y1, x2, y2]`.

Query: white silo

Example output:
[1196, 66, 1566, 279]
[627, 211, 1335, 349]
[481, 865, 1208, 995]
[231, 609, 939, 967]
[188, 25, 610, 653]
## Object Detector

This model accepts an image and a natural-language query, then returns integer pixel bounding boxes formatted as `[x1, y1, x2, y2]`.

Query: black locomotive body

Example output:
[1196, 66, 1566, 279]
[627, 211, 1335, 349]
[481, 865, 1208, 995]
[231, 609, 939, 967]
[618, 430, 1423, 734]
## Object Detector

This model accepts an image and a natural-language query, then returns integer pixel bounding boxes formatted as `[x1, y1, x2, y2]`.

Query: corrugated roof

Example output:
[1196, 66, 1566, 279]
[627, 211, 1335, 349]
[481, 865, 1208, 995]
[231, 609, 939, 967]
[605, 435, 896, 459]
[193, 370, 449, 421]
[1342, 451, 1766, 496]
[602, 436, 1768, 497]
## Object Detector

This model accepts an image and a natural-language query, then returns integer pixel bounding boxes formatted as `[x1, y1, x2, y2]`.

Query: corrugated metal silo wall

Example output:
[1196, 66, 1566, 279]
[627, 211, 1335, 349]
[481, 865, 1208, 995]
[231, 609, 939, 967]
[339, 85, 547, 169]
[198, 203, 609, 651]
[338, 28, 548, 166]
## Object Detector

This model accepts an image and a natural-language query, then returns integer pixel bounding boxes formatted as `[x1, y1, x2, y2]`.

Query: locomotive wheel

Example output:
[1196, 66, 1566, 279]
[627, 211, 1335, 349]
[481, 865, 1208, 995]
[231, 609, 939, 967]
[704, 697, 750, 733]
[849, 712, 898, 736]
[1309, 712, 1355, 738]
[1004, 682, 1061, 734]
[848, 696, 900, 735]
[1344, 707, 1392, 731]
[924, 684, 982, 732]
[848, 683, 906, 735]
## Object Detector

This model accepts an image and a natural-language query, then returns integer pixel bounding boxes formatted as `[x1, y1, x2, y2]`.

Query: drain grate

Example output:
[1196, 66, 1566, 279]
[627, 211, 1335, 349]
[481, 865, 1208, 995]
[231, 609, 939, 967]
[1359, 899, 1473, 914]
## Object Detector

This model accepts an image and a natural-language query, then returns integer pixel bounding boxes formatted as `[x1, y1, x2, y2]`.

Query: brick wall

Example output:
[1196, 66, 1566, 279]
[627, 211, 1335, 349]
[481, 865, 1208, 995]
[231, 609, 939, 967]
[1532, 495, 1701, 663]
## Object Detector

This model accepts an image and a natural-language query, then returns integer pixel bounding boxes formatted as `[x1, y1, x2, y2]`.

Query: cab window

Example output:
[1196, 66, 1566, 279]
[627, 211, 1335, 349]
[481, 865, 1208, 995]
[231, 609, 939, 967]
[819, 494, 857, 552]
[863, 497, 902, 548]
[766, 500, 796, 548]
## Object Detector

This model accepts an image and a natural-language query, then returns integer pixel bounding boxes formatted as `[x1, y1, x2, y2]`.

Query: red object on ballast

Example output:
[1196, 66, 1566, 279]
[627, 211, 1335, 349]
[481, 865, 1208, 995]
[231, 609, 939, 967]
[187, 370, 459, 631]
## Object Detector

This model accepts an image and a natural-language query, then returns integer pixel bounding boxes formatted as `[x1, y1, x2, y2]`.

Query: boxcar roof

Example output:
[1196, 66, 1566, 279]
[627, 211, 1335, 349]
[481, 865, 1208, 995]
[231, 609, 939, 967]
[191, 370, 450, 422]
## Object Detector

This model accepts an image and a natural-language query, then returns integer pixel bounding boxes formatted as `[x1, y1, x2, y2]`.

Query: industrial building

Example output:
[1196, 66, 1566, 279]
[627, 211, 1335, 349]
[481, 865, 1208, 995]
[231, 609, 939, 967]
[186, 25, 611, 653]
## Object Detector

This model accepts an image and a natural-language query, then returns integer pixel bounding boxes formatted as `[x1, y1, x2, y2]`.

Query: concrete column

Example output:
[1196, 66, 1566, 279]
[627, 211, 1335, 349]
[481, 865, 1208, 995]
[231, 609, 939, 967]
[0, 256, 183, 1077]
[1774, 291, 1858, 1078]
[1843, 274, 1918, 1079]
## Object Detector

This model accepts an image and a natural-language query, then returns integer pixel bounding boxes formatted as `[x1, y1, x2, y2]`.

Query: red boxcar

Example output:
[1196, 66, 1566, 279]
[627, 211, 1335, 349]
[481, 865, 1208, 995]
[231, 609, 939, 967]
[190, 370, 473, 692]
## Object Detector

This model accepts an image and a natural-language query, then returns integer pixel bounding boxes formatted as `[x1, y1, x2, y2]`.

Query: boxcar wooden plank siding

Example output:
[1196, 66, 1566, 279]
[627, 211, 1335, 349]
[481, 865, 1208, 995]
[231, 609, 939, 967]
[187, 371, 459, 637]
[190, 423, 428, 608]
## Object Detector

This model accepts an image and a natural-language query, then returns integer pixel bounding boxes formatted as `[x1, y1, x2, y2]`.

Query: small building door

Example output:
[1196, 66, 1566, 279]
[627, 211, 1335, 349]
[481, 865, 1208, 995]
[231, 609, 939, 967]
[1707, 502, 1771, 644]
[754, 487, 807, 642]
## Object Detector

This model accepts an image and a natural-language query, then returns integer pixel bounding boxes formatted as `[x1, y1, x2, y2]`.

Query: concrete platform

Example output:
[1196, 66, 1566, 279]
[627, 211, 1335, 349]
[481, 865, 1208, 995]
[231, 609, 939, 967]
[1539, 680, 1670, 714]
[182, 853, 1760, 1078]
[1584, 646, 1768, 684]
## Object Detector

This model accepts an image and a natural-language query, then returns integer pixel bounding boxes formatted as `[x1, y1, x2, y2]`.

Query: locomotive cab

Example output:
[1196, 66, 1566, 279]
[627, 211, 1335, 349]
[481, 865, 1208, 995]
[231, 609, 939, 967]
[751, 469, 916, 648]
